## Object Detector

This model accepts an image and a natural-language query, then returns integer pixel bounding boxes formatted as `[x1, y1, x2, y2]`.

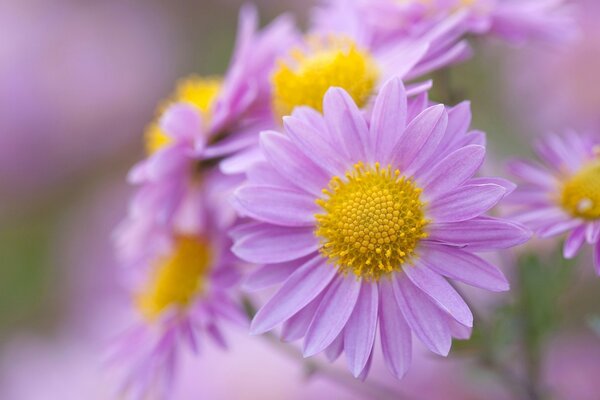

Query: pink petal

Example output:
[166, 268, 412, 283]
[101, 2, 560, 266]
[404, 261, 473, 327]
[344, 282, 379, 377]
[538, 219, 582, 238]
[468, 177, 517, 196]
[283, 116, 347, 177]
[324, 332, 344, 362]
[563, 225, 586, 259]
[303, 276, 361, 357]
[244, 261, 301, 292]
[427, 184, 506, 223]
[419, 244, 509, 291]
[323, 87, 371, 162]
[586, 222, 600, 244]
[260, 130, 329, 196]
[378, 279, 412, 379]
[281, 293, 323, 342]
[419, 145, 486, 201]
[160, 103, 203, 143]
[595, 241, 600, 276]
[370, 77, 407, 164]
[232, 225, 318, 263]
[250, 256, 336, 334]
[233, 185, 317, 227]
[393, 275, 452, 356]
[507, 159, 558, 189]
[391, 104, 447, 174]
[428, 217, 531, 250]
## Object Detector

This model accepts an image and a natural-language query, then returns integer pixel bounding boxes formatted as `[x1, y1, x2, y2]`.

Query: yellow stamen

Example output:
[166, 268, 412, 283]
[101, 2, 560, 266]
[561, 159, 600, 220]
[315, 162, 429, 281]
[145, 76, 222, 155]
[137, 235, 213, 319]
[271, 36, 379, 119]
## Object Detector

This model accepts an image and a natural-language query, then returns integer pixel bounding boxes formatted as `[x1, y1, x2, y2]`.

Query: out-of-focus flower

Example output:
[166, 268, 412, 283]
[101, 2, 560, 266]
[231, 78, 529, 379]
[507, 132, 600, 274]
[264, 6, 470, 126]
[112, 169, 247, 399]
[128, 5, 297, 234]
[312, 0, 575, 51]
[507, 0, 599, 133]
[142, 5, 298, 176]
[0, 0, 175, 203]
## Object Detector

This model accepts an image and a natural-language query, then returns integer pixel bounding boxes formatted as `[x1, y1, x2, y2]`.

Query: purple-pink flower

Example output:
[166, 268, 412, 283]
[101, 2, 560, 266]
[508, 132, 600, 274]
[231, 78, 530, 379]
[111, 170, 247, 399]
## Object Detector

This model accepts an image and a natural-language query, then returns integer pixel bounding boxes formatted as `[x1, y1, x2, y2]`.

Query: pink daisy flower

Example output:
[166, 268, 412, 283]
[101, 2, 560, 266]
[110, 170, 247, 399]
[507, 132, 600, 274]
[127, 5, 297, 230]
[231, 78, 530, 379]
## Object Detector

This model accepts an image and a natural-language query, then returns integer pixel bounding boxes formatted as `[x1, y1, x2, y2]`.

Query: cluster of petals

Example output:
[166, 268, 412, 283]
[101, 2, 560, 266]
[231, 78, 530, 379]
[508, 132, 600, 274]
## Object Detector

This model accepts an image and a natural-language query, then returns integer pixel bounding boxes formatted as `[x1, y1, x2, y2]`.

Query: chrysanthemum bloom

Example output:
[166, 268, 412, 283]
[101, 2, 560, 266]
[507, 132, 600, 274]
[131, 5, 297, 222]
[231, 78, 529, 379]
[111, 171, 247, 399]
[313, 0, 575, 49]
[268, 12, 471, 120]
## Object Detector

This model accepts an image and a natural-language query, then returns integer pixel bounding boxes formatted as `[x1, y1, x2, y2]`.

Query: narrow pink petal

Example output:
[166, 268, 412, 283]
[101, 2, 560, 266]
[586, 222, 600, 244]
[404, 261, 473, 327]
[427, 184, 506, 223]
[538, 219, 582, 238]
[250, 256, 336, 334]
[283, 116, 347, 176]
[446, 101, 471, 138]
[378, 279, 412, 379]
[419, 244, 509, 291]
[393, 275, 452, 356]
[468, 177, 517, 196]
[428, 217, 531, 250]
[260, 130, 329, 196]
[419, 145, 486, 201]
[370, 77, 407, 164]
[233, 185, 317, 227]
[232, 225, 318, 263]
[160, 103, 203, 142]
[244, 261, 301, 292]
[303, 276, 361, 357]
[323, 87, 371, 162]
[281, 293, 323, 342]
[391, 105, 447, 174]
[324, 332, 344, 362]
[446, 317, 472, 340]
[357, 343, 375, 381]
[344, 282, 379, 377]
[563, 225, 586, 259]
[507, 159, 558, 189]
[246, 162, 296, 190]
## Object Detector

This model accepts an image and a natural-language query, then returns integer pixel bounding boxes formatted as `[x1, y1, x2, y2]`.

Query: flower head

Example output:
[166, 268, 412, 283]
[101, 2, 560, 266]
[111, 170, 247, 399]
[507, 132, 600, 274]
[231, 78, 529, 379]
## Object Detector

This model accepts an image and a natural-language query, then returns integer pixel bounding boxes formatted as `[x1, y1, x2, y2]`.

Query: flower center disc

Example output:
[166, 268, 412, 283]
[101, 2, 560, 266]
[137, 235, 213, 319]
[315, 163, 428, 280]
[561, 160, 600, 220]
[145, 76, 222, 155]
[271, 36, 379, 119]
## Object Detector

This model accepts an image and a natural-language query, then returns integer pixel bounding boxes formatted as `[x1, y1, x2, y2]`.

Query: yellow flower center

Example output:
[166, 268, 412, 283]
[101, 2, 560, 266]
[137, 235, 213, 320]
[315, 162, 429, 281]
[271, 36, 379, 118]
[145, 76, 222, 155]
[561, 159, 600, 220]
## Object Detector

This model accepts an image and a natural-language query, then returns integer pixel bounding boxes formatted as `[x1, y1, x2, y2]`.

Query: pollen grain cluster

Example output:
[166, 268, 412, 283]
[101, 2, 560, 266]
[271, 36, 379, 119]
[137, 235, 213, 319]
[561, 159, 600, 220]
[315, 162, 429, 280]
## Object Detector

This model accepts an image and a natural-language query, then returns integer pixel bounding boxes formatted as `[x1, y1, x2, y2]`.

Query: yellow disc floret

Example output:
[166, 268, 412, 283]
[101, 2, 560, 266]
[561, 159, 600, 220]
[271, 36, 379, 118]
[137, 235, 213, 320]
[315, 162, 429, 281]
[145, 76, 222, 155]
